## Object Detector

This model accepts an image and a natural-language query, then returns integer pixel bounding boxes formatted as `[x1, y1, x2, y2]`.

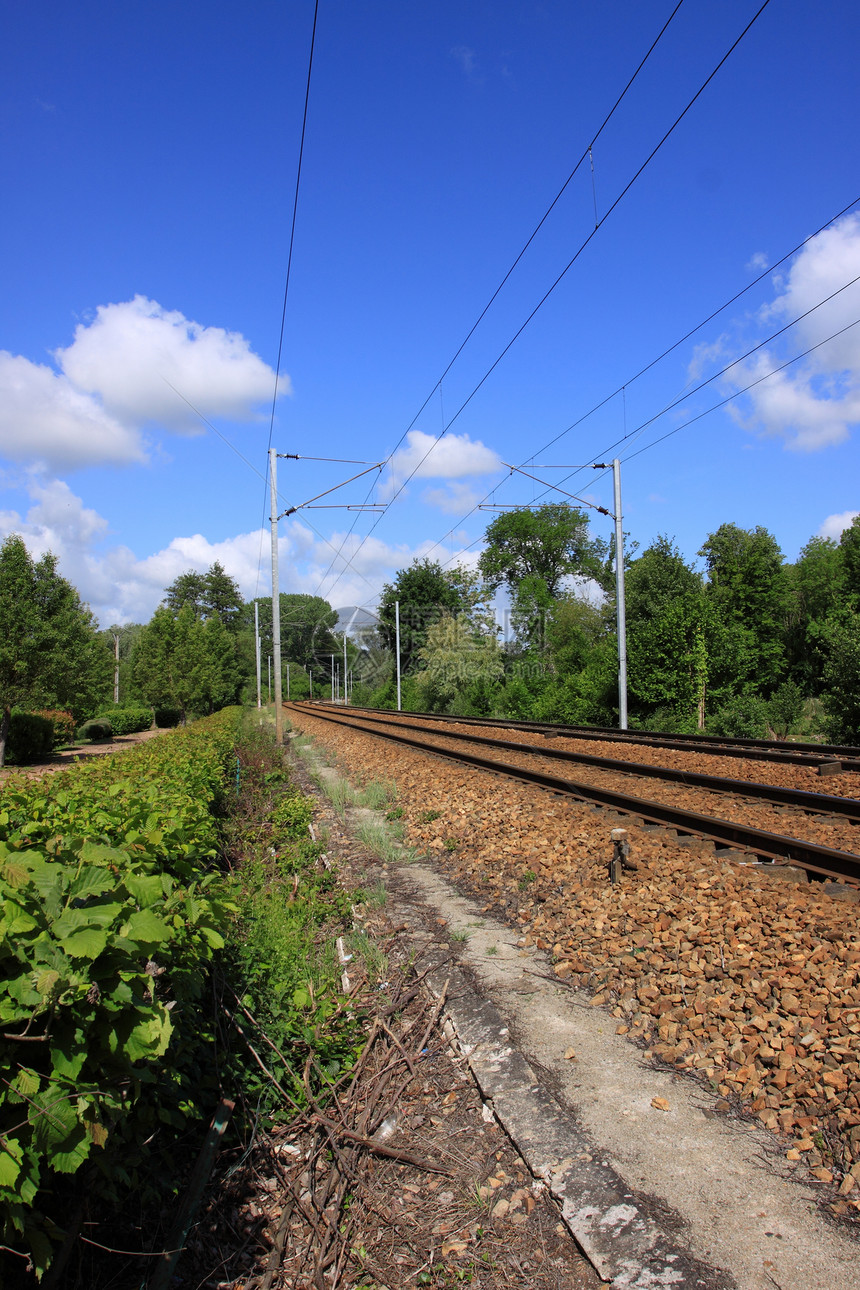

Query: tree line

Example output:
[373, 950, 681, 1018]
[0, 538, 344, 766]
[359, 505, 860, 744]
[2, 503, 858, 767]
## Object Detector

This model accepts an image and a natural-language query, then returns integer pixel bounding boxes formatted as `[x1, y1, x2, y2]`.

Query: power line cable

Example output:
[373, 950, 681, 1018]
[322, 0, 774, 601]
[255, 0, 321, 598]
[415, 197, 860, 561]
[312, 0, 688, 596]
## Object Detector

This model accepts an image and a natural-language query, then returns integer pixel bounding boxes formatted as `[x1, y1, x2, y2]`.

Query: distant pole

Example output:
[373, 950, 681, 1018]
[395, 600, 402, 712]
[331, 654, 335, 702]
[286, 662, 290, 702]
[612, 458, 628, 731]
[343, 633, 348, 706]
[112, 633, 120, 705]
[254, 602, 261, 709]
[309, 669, 313, 699]
[267, 656, 271, 703]
[269, 448, 283, 743]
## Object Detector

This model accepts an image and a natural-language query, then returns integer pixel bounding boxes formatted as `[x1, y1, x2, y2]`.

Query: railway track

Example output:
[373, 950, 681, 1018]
[289, 702, 860, 884]
[325, 701, 860, 774]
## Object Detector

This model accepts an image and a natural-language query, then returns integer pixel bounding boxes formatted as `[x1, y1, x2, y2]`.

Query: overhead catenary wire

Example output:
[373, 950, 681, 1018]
[319, 0, 775, 605]
[255, 0, 321, 599]
[311, 0, 689, 599]
[414, 199, 860, 564]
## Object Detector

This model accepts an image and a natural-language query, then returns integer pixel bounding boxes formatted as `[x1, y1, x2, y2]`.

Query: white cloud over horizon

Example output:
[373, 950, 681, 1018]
[382, 429, 501, 502]
[0, 296, 283, 473]
[819, 509, 860, 540]
[724, 215, 860, 451]
[0, 476, 464, 627]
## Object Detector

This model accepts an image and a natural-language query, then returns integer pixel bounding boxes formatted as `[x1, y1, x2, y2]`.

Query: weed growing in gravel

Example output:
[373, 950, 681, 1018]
[517, 869, 537, 890]
[355, 815, 418, 863]
[444, 837, 458, 851]
[358, 778, 397, 809]
[450, 928, 471, 943]
[419, 809, 442, 824]
[485, 945, 498, 956]
[385, 804, 404, 821]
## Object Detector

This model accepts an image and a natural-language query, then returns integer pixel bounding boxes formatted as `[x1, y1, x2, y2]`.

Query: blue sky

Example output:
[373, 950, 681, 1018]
[1, 0, 859, 625]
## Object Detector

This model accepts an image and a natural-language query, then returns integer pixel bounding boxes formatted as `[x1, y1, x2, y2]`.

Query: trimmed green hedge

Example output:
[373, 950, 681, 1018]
[5, 711, 54, 764]
[95, 705, 152, 736]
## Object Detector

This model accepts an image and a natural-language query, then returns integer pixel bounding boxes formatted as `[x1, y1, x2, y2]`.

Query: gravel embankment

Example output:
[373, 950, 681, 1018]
[289, 707, 860, 1216]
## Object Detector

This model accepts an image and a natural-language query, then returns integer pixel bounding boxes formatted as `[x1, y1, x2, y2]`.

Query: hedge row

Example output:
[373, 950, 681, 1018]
[0, 707, 242, 1278]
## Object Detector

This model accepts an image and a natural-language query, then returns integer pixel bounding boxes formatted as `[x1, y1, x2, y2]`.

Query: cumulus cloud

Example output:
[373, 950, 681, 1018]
[386, 430, 501, 495]
[0, 353, 145, 468]
[56, 295, 283, 429]
[724, 215, 860, 451]
[0, 478, 451, 626]
[420, 481, 484, 514]
[819, 510, 860, 540]
[0, 296, 281, 472]
[746, 251, 769, 272]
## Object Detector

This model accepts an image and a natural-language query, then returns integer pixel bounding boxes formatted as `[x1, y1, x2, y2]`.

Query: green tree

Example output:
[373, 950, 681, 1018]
[245, 594, 339, 678]
[163, 562, 243, 631]
[478, 504, 608, 647]
[0, 535, 111, 766]
[698, 523, 790, 692]
[822, 612, 860, 742]
[133, 605, 228, 724]
[479, 504, 608, 599]
[417, 613, 503, 711]
[839, 515, 860, 607]
[378, 559, 463, 673]
[784, 535, 846, 694]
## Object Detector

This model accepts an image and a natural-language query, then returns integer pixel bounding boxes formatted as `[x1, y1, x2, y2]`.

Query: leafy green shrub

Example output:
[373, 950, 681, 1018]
[0, 707, 242, 1277]
[708, 695, 770, 739]
[767, 679, 804, 739]
[154, 705, 182, 728]
[33, 708, 76, 748]
[5, 711, 54, 764]
[78, 717, 113, 741]
[96, 705, 152, 736]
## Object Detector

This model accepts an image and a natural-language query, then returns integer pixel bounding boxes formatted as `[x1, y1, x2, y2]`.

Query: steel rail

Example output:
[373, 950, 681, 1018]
[289, 703, 860, 884]
[297, 705, 860, 823]
[312, 701, 860, 772]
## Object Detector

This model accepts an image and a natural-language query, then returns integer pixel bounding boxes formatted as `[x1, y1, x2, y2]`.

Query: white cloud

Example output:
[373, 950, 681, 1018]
[746, 251, 769, 273]
[819, 510, 860, 540]
[387, 430, 501, 490]
[0, 477, 454, 626]
[0, 352, 145, 469]
[56, 295, 282, 429]
[421, 481, 484, 514]
[723, 215, 860, 451]
[0, 297, 281, 473]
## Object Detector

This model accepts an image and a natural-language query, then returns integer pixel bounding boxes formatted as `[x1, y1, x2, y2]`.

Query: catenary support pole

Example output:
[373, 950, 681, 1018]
[254, 602, 262, 709]
[612, 457, 628, 731]
[267, 656, 271, 703]
[330, 654, 335, 702]
[343, 632, 348, 706]
[395, 600, 402, 712]
[269, 449, 283, 743]
[113, 633, 120, 705]
[286, 662, 290, 701]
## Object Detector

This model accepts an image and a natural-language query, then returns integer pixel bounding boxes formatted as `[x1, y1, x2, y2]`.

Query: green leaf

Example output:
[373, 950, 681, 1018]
[123, 873, 165, 906]
[0, 1140, 23, 1188]
[124, 1010, 173, 1062]
[68, 867, 114, 902]
[123, 909, 171, 945]
[62, 926, 108, 959]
